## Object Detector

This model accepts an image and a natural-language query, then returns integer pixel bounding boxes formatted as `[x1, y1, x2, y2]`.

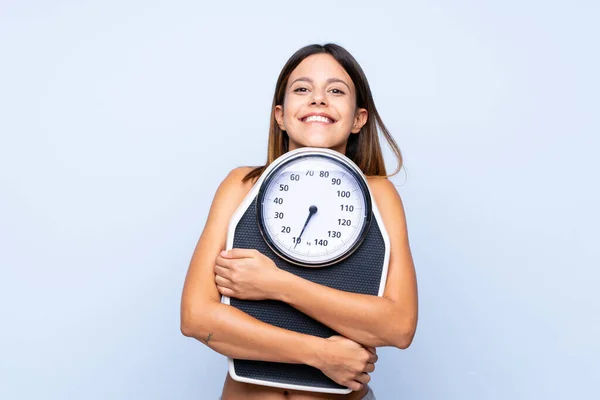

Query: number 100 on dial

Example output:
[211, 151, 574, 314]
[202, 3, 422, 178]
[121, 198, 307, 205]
[257, 153, 372, 267]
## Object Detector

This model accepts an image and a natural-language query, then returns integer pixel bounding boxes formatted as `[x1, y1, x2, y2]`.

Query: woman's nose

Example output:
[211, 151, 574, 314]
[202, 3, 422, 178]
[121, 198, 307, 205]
[310, 89, 327, 106]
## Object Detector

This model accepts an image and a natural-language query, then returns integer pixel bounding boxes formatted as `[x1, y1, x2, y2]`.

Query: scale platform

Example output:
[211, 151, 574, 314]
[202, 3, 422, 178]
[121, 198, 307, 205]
[222, 150, 390, 394]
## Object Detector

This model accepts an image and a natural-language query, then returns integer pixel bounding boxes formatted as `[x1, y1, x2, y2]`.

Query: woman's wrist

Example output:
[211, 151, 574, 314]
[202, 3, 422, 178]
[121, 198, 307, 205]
[269, 269, 295, 302]
[301, 335, 326, 369]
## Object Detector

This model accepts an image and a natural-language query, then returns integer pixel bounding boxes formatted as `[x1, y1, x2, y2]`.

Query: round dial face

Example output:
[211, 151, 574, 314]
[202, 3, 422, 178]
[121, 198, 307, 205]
[257, 154, 372, 266]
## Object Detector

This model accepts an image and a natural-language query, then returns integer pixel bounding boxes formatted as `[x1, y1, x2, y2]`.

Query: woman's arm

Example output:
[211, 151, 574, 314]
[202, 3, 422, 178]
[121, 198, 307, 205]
[180, 168, 377, 391]
[215, 177, 418, 349]
[181, 168, 317, 363]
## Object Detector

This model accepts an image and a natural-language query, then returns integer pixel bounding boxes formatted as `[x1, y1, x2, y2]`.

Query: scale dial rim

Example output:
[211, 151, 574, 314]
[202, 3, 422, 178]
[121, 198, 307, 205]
[255, 149, 373, 267]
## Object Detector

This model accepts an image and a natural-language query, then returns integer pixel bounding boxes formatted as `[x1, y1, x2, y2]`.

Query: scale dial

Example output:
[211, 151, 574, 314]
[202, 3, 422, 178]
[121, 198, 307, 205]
[257, 151, 372, 267]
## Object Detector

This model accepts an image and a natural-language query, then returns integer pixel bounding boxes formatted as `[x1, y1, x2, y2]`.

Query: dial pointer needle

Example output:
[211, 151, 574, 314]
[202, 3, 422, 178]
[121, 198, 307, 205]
[294, 205, 318, 249]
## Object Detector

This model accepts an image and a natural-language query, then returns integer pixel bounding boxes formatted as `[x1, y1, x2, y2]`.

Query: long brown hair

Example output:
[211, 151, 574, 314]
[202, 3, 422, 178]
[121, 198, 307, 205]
[243, 43, 402, 183]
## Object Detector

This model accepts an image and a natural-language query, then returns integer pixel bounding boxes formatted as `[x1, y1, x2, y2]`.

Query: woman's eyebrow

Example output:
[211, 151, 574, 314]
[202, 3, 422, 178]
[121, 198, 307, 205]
[290, 77, 351, 91]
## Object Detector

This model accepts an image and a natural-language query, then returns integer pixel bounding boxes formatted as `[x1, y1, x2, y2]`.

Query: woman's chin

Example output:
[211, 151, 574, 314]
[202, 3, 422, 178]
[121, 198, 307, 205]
[296, 144, 347, 155]
[291, 143, 337, 152]
[296, 139, 343, 150]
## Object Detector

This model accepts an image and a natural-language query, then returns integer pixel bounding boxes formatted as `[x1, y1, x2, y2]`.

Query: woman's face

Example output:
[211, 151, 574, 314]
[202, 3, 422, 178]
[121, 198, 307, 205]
[274, 54, 368, 154]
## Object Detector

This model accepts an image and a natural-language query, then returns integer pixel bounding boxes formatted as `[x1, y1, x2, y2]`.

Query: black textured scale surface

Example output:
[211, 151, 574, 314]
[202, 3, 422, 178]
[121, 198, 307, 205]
[229, 198, 386, 390]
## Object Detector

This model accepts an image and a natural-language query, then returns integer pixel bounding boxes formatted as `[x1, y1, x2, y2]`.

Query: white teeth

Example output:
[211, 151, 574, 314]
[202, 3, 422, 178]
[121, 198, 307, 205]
[304, 115, 332, 123]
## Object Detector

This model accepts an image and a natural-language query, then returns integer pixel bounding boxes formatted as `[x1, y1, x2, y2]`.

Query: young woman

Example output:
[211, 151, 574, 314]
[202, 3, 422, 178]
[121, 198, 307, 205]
[181, 43, 418, 400]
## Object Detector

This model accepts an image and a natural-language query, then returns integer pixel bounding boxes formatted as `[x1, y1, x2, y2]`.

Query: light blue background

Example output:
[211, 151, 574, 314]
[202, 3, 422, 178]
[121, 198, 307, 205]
[1, 1, 598, 399]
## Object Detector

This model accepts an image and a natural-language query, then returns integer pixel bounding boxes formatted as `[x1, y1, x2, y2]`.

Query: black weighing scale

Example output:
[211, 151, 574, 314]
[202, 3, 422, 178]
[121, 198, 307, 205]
[221, 147, 390, 394]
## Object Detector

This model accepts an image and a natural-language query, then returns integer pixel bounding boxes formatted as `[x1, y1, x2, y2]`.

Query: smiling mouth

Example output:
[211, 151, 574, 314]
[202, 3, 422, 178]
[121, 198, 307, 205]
[301, 115, 335, 124]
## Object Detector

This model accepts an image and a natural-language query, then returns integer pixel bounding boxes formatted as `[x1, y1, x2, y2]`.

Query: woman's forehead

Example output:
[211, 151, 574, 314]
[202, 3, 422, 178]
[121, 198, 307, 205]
[289, 54, 353, 86]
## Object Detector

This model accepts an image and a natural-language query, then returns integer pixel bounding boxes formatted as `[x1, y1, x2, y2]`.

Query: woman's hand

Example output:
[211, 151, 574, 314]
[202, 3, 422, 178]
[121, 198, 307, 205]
[313, 335, 377, 392]
[214, 249, 286, 301]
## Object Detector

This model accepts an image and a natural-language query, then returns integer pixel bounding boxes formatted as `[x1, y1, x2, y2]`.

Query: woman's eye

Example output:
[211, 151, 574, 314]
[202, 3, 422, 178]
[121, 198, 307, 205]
[330, 88, 345, 94]
[293, 87, 309, 92]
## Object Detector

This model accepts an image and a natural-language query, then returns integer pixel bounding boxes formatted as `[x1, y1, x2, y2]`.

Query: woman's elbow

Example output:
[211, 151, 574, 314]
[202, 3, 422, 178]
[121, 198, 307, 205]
[389, 318, 417, 349]
[180, 308, 197, 338]
[180, 302, 212, 338]
[393, 330, 415, 349]
[180, 315, 196, 338]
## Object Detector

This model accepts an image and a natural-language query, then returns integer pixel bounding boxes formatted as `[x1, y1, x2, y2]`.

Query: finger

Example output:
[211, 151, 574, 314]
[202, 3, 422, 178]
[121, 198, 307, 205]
[346, 381, 363, 392]
[215, 275, 233, 288]
[215, 256, 235, 268]
[225, 248, 258, 259]
[214, 264, 231, 279]
[354, 372, 371, 384]
[217, 285, 236, 298]
[367, 352, 378, 364]
[364, 363, 375, 373]
[365, 346, 377, 355]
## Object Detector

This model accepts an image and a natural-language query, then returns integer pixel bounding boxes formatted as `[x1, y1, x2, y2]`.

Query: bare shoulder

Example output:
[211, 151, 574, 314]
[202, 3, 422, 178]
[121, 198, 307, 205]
[366, 176, 405, 212]
[223, 166, 256, 189]
[366, 175, 397, 192]
[210, 166, 257, 219]
[219, 166, 256, 196]
[365, 176, 409, 237]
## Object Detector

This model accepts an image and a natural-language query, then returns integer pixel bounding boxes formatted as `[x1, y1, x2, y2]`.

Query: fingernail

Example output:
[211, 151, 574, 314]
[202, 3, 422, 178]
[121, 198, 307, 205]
[221, 250, 228, 257]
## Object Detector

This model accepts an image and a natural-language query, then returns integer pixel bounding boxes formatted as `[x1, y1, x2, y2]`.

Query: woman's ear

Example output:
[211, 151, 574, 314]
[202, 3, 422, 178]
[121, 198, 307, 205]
[351, 108, 368, 134]
[274, 105, 285, 130]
